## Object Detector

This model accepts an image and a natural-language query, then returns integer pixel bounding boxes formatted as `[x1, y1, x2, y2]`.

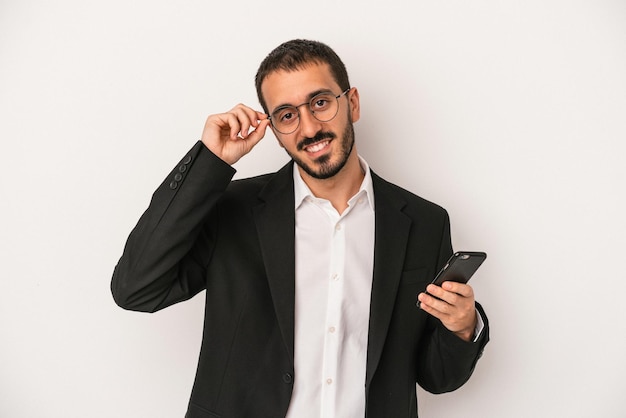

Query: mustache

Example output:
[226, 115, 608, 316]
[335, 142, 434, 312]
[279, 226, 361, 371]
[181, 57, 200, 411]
[296, 131, 336, 152]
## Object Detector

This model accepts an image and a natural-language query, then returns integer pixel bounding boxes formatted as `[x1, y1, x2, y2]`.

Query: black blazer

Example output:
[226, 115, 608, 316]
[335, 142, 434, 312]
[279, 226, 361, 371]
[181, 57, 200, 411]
[112, 141, 489, 418]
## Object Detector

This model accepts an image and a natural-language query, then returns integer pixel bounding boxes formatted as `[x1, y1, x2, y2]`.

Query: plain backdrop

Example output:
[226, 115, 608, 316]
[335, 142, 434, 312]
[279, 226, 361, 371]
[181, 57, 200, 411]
[1, 1, 625, 417]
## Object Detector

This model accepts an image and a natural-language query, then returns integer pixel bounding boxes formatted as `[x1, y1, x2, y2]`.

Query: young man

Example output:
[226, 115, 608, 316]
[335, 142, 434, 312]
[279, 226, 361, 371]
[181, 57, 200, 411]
[112, 39, 489, 418]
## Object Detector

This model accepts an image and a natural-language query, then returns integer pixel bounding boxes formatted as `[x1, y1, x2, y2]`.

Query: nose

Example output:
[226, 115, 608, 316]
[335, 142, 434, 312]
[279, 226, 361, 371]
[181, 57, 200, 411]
[298, 106, 323, 138]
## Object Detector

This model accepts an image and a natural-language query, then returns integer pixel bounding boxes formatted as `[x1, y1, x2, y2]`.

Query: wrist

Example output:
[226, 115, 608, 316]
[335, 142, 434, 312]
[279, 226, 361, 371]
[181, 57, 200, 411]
[454, 328, 474, 342]
[453, 312, 478, 342]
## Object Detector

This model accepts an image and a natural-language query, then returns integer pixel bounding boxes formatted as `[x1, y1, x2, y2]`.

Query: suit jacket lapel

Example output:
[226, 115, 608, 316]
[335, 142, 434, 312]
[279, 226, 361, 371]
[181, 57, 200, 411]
[251, 165, 412, 377]
[366, 171, 412, 385]
[253, 162, 296, 364]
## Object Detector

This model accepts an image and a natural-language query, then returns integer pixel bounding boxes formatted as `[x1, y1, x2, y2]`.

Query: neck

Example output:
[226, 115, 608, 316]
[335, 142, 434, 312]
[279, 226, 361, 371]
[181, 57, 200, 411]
[298, 150, 364, 214]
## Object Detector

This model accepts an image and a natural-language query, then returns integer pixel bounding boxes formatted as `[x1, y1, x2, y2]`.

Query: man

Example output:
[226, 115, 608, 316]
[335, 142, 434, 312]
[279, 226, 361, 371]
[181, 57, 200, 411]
[112, 39, 489, 418]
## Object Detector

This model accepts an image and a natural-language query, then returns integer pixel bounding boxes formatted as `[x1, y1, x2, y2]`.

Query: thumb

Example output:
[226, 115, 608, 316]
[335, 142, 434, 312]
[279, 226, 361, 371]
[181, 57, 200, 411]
[243, 119, 270, 149]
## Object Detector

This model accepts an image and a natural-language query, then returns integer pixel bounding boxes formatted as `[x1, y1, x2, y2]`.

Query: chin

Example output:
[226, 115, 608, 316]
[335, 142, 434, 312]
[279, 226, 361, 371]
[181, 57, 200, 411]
[291, 119, 355, 180]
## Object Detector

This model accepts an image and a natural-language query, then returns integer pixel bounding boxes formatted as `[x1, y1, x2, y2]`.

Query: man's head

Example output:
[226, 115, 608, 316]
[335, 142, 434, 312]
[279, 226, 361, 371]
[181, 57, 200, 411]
[255, 40, 360, 181]
[255, 39, 351, 114]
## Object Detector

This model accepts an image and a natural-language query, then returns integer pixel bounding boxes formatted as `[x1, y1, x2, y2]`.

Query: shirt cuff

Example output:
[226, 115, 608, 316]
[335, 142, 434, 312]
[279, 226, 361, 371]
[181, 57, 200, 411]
[473, 308, 485, 343]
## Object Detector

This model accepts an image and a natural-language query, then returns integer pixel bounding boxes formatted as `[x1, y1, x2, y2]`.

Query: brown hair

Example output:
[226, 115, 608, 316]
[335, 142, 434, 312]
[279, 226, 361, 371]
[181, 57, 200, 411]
[255, 39, 351, 112]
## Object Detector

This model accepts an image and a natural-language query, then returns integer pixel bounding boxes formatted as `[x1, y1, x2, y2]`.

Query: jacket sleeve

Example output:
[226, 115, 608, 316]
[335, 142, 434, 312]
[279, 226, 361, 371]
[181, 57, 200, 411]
[416, 211, 490, 393]
[111, 141, 236, 313]
[417, 303, 489, 393]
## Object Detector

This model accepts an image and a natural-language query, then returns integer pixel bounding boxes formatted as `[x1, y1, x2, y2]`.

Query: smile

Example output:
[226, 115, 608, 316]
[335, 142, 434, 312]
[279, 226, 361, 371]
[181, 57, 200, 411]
[304, 140, 331, 154]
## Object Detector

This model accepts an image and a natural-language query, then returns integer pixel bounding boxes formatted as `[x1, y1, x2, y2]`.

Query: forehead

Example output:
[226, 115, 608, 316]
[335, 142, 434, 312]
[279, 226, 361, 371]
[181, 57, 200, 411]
[261, 63, 340, 110]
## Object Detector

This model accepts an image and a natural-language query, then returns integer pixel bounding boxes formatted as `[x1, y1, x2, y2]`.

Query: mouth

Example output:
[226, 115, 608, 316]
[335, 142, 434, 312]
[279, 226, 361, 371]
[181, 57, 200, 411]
[298, 131, 336, 155]
[303, 139, 331, 154]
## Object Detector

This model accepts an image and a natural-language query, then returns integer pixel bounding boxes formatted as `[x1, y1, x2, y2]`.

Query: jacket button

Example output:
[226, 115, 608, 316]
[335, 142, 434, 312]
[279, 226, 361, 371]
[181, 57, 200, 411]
[282, 373, 293, 384]
[183, 155, 192, 165]
[174, 173, 183, 181]
[169, 181, 178, 190]
[178, 164, 187, 173]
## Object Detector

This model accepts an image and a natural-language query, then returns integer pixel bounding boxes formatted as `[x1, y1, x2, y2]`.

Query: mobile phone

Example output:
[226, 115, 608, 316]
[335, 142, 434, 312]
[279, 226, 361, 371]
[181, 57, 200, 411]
[416, 251, 487, 308]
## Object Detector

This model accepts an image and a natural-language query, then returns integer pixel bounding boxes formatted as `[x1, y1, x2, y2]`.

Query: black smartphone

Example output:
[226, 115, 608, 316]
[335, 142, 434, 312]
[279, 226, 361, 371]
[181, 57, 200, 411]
[416, 251, 487, 308]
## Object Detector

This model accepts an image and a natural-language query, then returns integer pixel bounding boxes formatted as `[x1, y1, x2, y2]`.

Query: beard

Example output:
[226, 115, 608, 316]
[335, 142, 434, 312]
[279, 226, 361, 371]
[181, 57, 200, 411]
[287, 119, 355, 180]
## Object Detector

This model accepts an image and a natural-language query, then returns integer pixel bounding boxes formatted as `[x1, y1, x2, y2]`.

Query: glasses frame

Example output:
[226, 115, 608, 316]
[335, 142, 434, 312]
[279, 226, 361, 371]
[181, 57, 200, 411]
[268, 88, 351, 135]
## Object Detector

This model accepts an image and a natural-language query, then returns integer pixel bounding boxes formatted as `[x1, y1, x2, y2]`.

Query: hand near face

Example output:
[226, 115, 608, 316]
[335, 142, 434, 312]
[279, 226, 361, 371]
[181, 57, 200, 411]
[201, 104, 271, 165]
[417, 281, 477, 342]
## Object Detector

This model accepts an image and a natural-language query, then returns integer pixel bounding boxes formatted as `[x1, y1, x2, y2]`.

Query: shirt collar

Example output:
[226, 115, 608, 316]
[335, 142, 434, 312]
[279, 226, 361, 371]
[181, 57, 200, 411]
[293, 156, 375, 211]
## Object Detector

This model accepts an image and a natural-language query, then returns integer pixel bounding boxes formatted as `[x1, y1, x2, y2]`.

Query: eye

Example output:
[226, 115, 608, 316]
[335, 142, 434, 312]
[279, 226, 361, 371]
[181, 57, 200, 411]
[275, 107, 298, 124]
[311, 94, 334, 111]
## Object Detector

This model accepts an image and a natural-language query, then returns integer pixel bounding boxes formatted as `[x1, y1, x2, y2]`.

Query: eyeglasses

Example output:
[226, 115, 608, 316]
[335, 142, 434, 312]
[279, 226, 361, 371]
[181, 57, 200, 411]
[268, 88, 350, 135]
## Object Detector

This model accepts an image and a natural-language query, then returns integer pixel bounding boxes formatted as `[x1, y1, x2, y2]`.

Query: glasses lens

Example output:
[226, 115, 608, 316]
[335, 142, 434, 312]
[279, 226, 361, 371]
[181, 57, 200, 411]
[271, 106, 299, 134]
[310, 93, 339, 122]
[270, 91, 343, 134]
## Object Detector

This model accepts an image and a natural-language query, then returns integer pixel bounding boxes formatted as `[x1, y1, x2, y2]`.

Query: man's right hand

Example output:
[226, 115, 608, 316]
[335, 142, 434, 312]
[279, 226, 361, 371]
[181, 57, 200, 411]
[201, 104, 271, 165]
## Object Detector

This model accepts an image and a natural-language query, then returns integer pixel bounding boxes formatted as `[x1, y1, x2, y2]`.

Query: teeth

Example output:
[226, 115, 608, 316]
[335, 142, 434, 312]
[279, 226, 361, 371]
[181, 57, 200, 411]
[306, 140, 329, 153]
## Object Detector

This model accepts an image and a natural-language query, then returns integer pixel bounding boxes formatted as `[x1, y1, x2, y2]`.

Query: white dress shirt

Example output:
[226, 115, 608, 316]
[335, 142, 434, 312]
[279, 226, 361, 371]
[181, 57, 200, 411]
[285, 157, 375, 418]
[285, 157, 484, 417]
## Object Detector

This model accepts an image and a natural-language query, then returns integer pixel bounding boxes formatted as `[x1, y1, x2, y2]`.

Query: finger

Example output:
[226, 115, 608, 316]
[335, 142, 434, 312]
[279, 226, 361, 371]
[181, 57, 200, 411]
[226, 108, 250, 139]
[227, 115, 243, 141]
[425, 283, 448, 301]
[441, 281, 474, 299]
[418, 291, 451, 315]
[208, 112, 242, 141]
[428, 283, 469, 309]
[417, 292, 450, 321]
[241, 112, 270, 139]
[243, 119, 270, 147]
[229, 105, 264, 138]
[427, 282, 472, 302]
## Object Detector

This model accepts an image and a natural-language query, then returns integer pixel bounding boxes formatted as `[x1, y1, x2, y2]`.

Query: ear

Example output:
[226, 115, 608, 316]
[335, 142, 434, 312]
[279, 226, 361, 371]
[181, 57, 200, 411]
[347, 87, 360, 123]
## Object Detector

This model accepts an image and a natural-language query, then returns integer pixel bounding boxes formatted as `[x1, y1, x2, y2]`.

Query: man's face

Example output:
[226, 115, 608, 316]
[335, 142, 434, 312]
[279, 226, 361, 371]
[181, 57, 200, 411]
[261, 63, 360, 180]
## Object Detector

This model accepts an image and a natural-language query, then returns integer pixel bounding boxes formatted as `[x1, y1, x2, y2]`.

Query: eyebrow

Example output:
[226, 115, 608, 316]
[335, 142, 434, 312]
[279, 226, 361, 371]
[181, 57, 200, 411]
[270, 88, 335, 115]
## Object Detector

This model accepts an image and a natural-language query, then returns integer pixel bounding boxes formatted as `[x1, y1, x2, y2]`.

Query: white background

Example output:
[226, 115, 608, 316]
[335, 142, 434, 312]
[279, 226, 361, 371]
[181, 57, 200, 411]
[1, 1, 625, 417]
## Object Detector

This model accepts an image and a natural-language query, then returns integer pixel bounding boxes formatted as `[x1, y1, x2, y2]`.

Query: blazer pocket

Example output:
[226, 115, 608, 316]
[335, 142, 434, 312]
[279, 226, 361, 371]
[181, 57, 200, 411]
[186, 403, 222, 418]
[400, 266, 431, 286]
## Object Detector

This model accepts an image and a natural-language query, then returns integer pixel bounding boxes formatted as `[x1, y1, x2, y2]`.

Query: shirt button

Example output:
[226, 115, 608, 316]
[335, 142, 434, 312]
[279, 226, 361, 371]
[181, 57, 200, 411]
[329, 326, 336, 333]
[326, 378, 333, 385]
[331, 273, 339, 281]
[335, 224, 342, 231]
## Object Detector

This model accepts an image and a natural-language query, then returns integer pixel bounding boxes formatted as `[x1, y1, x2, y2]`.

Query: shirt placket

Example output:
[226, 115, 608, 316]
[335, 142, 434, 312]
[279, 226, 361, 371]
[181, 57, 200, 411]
[320, 208, 346, 417]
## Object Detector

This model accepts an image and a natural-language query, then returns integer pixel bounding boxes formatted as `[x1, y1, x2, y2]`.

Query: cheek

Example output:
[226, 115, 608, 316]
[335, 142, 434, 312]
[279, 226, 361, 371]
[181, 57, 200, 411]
[270, 127, 285, 148]
[274, 136, 286, 149]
